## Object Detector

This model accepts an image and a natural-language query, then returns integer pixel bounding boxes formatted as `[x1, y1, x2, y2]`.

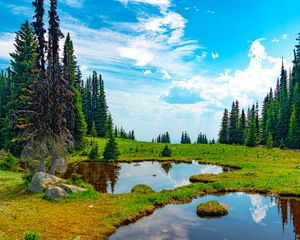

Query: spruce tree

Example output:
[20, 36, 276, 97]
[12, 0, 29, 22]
[219, 108, 229, 144]
[103, 114, 120, 160]
[63, 33, 87, 147]
[1, 21, 38, 155]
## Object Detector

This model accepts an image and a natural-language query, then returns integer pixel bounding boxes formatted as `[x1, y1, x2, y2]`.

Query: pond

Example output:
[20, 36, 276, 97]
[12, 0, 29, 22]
[63, 161, 223, 193]
[109, 193, 300, 240]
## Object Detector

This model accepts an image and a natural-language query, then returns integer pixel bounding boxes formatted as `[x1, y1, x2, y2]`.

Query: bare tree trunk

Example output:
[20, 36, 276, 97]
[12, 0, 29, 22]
[38, 158, 45, 172]
[49, 158, 57, 175]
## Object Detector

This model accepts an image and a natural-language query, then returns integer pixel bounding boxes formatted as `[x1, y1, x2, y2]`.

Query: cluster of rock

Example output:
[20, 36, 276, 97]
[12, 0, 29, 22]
[29, 172, 87, 200]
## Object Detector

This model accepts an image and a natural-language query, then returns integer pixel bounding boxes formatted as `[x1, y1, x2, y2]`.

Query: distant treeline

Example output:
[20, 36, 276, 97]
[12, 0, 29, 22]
[219, 34, 300, 149]
[152, 131, 215, 144]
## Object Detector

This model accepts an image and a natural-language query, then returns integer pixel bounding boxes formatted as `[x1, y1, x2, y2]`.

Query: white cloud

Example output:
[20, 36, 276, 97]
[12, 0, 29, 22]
[117, 0, 171, 9]
[212, 52, 219, 59]
[162, 70, 171, 80]
[271, 38, 279, 43]
[207, 10, 215, 14]
[144, 70, 152, 75]
[161, 39, 289, 108]
[196, 52, 207, 61]
[0, 33, 15, 60]
[60, 0, 84, 8]
[282, 34, 288, 40]
[117, 47, 154, 66]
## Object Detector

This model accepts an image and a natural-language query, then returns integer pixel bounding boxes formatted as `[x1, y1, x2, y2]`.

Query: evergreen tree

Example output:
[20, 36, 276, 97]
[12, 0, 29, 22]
[2, 21, 38, 155]
[63, 33, 87, 147]
[288, 84, 300, 148]
[103, 114, 120, 160]
[219, 108, 229, 144]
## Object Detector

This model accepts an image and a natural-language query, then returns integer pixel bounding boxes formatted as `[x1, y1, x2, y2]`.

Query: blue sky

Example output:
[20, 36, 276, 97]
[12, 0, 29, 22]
[1, 0, 300, 142]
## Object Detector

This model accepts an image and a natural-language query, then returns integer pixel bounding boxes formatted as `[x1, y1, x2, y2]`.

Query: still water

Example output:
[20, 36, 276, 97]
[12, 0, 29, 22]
[64, 161, 223, 193]
[109, 193, 300, 240]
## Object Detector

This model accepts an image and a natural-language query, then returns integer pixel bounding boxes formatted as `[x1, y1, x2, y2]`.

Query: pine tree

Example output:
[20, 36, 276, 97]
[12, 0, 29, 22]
[288, 84, 300, 148]
[1, 21, 38, 155]
[63, 33, 87, 147]
[97, 74, 108, 137]
[219, 108, 229, 144]
[103, 114, 120, 160]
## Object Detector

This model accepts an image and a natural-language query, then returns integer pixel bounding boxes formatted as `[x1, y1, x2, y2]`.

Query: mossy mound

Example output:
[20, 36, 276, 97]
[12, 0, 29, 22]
[197, 201, 229, 218]
[131, 184, 155, 194]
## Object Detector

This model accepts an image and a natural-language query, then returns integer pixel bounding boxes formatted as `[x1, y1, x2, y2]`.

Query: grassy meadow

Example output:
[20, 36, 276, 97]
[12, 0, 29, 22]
[1, 138, 300, 239]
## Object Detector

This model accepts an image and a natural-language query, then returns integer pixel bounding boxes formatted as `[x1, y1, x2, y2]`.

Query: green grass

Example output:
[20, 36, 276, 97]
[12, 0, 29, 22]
[1, 138, 300, 239]
[131, 184, 155, 194]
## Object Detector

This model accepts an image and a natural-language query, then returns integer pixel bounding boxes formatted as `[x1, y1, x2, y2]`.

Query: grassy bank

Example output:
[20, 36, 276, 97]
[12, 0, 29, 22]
[1, 139, 300, 239]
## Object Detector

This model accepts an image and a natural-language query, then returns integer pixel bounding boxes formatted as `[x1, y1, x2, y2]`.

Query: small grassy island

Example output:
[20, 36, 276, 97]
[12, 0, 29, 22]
[197, 201, 229, 218]
[131, 184, 155, 194]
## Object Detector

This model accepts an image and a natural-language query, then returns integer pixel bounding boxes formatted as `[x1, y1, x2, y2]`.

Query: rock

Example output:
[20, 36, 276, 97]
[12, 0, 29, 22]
[296, 165, 300, 169]
[56, 184, 87, 193]
[28, 172, 65, 193]
[88, 205, 94, 208]
[55, 158, 68, 174]
[245, 172, 256, 176]
[45, 186, 68, 201]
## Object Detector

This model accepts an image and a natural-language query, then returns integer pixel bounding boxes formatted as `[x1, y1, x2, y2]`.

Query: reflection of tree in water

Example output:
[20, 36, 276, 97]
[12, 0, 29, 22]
[160, 162, 172, 175]
[277, 198, 300, 239]
[64, 162, 121, 193]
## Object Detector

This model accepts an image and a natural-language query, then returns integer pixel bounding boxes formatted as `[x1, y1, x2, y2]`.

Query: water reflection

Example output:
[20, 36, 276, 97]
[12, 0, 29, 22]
[64, 161, 223, 194]
[109, 193, 300, 240]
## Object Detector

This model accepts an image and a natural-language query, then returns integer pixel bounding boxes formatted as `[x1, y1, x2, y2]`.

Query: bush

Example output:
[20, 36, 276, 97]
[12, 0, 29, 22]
[131, 184, 155, 194]
[88, 141, 100, 160]
[24, 231, 40, 240]
[22, 172, 35, 187]
[0, 150, 19, 171]
[161, 145, 172, 157]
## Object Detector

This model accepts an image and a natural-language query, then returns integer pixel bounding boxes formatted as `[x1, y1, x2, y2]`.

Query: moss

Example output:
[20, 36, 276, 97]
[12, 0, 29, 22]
[197, 201, 229, 217]
[131, 184, 155, 194]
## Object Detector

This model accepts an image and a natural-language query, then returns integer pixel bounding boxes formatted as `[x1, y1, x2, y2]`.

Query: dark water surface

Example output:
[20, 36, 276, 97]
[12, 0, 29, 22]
[64, 161, 223, 193]
[109, 193, 300, 240]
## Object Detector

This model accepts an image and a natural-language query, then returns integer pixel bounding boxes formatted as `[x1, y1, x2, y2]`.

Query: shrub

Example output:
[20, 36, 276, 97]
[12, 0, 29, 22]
[161, 145, 172, 157]
[24, 231, 40, 240]
[88, 141, 100, 160]
[0, 150, 19, 171]
[22, 172, 35, 187]
[131, 184, 155, 194]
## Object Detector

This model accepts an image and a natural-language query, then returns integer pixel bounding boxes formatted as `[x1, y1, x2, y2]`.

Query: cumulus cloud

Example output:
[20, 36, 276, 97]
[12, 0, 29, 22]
[271, 38, 279, 43]
[161, 39, 287, 107]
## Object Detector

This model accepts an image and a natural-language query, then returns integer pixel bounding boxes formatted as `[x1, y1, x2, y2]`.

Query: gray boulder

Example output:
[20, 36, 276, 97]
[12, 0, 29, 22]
[28, 172, 65, 193]
[55, 158, 68, 174]
[45, 186, 68, 200]
[57, 184, 87, 193]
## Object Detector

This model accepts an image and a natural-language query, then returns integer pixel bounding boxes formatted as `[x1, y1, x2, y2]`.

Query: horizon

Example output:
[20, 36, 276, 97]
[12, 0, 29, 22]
[1, 0, 300, 142]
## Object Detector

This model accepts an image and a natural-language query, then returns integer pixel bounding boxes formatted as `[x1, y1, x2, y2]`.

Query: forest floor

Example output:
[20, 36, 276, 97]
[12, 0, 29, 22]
[1, 138, 300, 239]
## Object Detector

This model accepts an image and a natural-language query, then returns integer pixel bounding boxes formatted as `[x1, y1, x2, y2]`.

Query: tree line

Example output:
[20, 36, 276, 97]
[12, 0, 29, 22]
[219, 35, 300, 149]
[152, 131, 215, 144]
[0, 0, 123, 172]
